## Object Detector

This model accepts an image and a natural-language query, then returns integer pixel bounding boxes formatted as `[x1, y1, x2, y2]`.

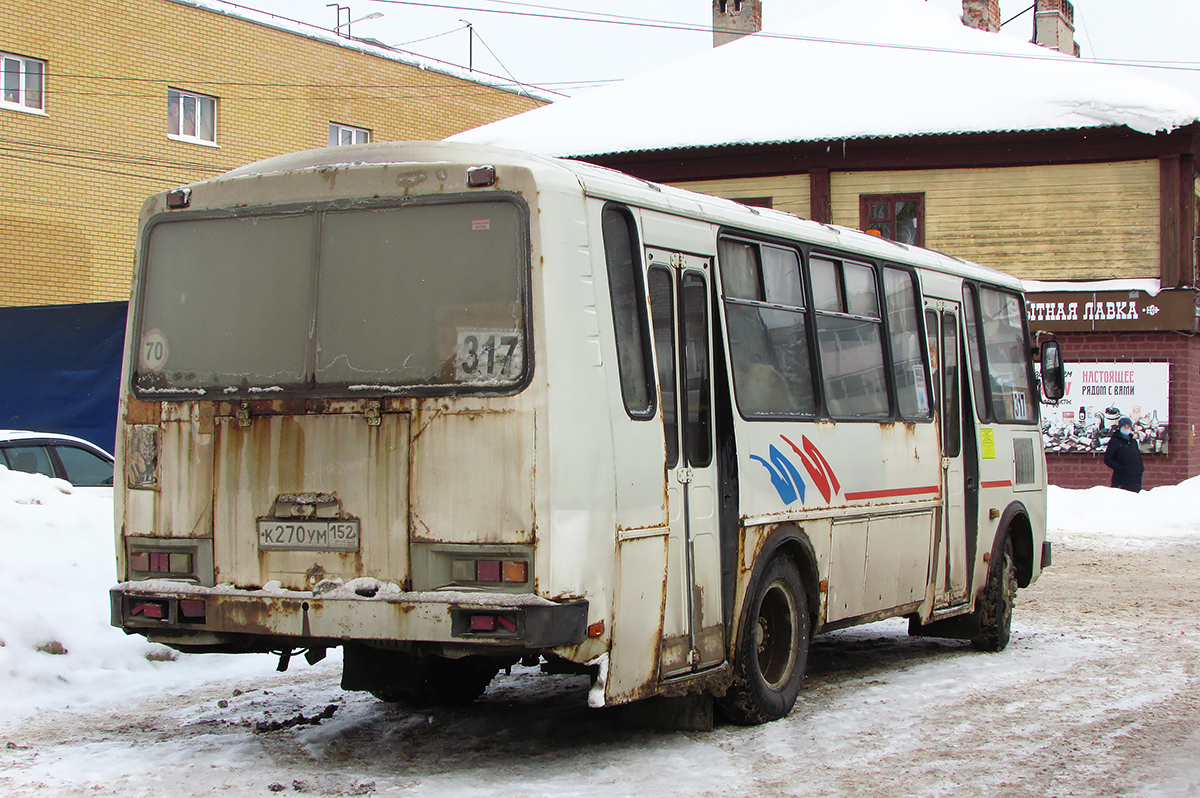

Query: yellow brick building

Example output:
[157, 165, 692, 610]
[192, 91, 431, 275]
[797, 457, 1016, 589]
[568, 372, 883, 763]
[0, 0, 545, 306]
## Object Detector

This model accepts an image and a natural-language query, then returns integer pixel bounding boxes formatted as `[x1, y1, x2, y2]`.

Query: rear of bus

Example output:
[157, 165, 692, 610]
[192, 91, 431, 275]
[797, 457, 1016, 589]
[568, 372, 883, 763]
[110, 143, 607, 702]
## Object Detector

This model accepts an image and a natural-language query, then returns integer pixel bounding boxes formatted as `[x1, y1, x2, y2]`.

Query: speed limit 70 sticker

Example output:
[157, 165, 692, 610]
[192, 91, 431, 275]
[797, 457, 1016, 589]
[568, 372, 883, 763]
[139, 329, 169, 372]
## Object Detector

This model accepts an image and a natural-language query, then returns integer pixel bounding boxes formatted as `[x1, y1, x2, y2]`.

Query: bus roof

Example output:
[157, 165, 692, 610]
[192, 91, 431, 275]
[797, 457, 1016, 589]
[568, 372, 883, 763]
[188, 141, 1023, 292]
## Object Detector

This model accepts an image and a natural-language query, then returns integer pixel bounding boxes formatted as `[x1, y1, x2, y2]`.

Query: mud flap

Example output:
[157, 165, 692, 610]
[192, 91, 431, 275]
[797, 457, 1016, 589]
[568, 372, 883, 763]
[907, 611, 981, 641]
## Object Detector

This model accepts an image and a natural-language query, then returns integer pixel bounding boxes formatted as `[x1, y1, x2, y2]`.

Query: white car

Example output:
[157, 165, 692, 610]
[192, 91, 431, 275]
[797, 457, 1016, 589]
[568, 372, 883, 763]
[0, 430, 115, 495]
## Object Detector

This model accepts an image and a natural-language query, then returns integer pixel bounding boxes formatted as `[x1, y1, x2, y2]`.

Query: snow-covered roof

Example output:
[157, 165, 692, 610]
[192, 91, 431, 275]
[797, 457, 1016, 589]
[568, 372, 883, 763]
[449, 0, 1200, 157]
[1023, 278, 1164, 296]
[169, 0, 557, 103]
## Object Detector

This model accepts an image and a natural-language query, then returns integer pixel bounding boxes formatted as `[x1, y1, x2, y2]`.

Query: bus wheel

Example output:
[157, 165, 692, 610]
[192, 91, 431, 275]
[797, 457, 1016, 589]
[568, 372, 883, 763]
[717, 556, 809, 725]
[972, 535, 1017, 652]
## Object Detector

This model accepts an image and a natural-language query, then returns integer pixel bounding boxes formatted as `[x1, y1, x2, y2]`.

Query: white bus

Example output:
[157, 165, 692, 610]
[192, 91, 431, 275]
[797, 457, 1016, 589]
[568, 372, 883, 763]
[111, 142, 1064, 724]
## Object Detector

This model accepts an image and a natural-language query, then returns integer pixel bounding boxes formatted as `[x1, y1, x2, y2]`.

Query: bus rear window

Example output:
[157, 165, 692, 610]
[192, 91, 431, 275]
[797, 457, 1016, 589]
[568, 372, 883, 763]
[133, 199, 528, 397]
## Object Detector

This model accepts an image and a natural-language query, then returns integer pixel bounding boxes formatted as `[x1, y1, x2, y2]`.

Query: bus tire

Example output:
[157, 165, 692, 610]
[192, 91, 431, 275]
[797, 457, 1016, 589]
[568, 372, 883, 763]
[717, 555, 809, 725]
[971, 534, 1017, 652]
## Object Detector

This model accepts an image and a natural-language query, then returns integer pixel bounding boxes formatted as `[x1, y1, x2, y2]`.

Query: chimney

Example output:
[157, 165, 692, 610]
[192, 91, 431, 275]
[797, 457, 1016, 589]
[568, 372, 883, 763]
[713, 0, 762, 47]
[1035, 0, 1080, 57]
[962, 0, 1001, 33]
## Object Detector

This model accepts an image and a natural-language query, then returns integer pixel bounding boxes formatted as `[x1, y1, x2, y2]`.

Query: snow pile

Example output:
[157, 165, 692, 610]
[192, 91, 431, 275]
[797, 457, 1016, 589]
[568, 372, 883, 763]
[1047, 476, 1200, 551]
[0, 466, 270, 723]
[450, 0, 1200, 156]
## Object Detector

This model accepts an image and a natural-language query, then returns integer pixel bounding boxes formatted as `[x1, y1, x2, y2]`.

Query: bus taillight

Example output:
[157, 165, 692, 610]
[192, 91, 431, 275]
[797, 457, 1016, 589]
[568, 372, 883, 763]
[456, 559, 528, 583]
[469, 613, 518, 633]
[129, 601, 168, 620]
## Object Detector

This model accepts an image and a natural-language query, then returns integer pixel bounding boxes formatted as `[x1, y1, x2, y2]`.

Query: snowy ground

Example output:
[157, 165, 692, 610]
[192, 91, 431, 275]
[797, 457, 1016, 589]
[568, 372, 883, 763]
[3, 466, 1200, 796]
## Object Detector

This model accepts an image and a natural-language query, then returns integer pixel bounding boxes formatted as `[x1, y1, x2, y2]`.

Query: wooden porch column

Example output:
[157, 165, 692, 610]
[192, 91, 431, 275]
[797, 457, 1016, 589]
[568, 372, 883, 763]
[1160, 153, 1196, 288]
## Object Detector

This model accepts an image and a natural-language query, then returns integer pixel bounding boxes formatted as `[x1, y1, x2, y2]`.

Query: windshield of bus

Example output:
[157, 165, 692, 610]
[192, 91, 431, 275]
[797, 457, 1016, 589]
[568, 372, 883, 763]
[132, 198, 529, 397]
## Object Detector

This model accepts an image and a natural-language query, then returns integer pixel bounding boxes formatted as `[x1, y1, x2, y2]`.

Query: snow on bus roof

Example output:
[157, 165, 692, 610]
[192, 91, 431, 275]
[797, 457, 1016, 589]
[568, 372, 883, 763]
[448, 0, 1200, 157]
[197, 141, 1019, 290]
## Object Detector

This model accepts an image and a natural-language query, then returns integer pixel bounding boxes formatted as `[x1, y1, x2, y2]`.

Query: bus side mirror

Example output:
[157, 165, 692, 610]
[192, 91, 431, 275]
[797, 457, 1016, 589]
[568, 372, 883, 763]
[1040, 340, 1065, 401]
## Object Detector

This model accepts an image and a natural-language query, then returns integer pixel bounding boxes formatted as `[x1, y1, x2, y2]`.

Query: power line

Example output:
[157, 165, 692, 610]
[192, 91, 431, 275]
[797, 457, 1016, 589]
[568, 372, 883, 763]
[0, 151, 192, 183]
[360, 0, 1200, 76]
[467, 25, 535, 99]
[18, 0, 1200, 104]
[1001, 4, 1036, 29]
[367, 0, 712, 34]
[0, 137, 227, 174]
[38, 72, 545, 89]
[394, 22, 470, 47]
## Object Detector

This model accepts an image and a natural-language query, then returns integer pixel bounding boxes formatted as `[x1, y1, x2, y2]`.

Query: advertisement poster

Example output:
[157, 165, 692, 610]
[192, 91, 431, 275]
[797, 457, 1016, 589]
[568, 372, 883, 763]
[1041, 362, 1170, 454]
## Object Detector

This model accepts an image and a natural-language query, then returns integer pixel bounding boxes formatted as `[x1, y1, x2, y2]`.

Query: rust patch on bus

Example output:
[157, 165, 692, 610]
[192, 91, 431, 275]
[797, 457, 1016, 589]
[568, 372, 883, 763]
[215, 600, 302, 636]
[655, 663, 733, 700]
[198, 403, 216, 434]
[125, 397, 162, 425]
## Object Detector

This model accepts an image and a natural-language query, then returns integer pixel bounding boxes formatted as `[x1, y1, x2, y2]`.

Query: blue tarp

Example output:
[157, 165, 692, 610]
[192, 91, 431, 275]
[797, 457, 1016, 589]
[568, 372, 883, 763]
[0, 301, 127, 453]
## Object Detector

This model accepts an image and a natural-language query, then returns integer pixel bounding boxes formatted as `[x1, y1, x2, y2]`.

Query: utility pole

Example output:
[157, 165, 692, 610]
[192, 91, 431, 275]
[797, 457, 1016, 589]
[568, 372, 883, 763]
[461, 20, 474, 71]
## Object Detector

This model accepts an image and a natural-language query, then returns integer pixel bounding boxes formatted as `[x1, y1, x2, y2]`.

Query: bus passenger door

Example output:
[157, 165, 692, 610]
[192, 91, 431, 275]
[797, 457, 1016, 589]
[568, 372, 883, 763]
[647, 250, 724, 678]
[926, 304, 969, 607]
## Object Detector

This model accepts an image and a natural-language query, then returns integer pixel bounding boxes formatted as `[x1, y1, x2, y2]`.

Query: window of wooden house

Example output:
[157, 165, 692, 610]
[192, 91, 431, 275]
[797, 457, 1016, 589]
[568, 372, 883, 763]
[860, 193, 924, 247]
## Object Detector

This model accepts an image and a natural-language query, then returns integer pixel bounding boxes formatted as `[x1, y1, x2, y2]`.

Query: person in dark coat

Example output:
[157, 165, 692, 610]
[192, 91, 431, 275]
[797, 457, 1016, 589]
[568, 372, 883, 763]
[1104, 416, 1144, 492]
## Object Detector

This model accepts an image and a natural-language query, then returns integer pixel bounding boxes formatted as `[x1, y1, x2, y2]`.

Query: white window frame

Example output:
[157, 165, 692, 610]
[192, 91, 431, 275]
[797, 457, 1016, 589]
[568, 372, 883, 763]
[168, 88, 218, 146]
[2, 52, 46, 113]
[329, 122, 370, 147]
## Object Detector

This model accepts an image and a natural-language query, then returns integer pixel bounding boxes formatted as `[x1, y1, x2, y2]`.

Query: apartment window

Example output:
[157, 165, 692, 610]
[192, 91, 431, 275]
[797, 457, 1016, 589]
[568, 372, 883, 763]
[861, 193, 924, 246]
[2, 52, 45, 111]
[168, 88, 216, 144]
[329, 122, 370, 146]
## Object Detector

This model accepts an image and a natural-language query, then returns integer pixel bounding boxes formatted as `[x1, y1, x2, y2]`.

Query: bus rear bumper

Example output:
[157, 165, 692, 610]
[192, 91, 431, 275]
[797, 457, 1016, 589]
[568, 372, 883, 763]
[110, 580, 589, 651]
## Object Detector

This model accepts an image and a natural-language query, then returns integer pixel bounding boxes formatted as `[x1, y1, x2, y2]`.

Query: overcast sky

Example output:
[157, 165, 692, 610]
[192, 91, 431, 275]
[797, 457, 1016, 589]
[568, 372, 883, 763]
[229, 0, 1200, 101]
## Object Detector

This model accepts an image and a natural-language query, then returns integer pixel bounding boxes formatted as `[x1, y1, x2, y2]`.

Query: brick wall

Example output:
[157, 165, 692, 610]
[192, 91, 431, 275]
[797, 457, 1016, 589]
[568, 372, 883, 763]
[1045, 331, 1200, 489]
[0, 0, 544, 307]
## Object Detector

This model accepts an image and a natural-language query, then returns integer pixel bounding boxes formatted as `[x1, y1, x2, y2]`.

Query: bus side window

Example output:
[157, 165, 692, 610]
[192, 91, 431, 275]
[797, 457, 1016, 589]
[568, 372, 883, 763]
[883, 267, 931, 420]
[978, 287, 1035, 423]
[961, 283, 990, 421]
[942, 311, 961, 457]
[602, 206, 655, 419]
[648, 266, 679, 467]
[925, 309, 940, 414]
[717, 238, 817, 418]
[811, 256, 889, 419]
[681, 272, 713, 467]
